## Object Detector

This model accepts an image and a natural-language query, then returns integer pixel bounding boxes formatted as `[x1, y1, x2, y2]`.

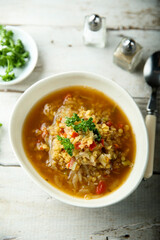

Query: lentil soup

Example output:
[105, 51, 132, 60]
[22, 86, 136, 199]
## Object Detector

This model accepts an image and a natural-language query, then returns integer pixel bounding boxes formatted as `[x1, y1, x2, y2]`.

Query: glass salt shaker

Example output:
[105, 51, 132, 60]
[113, 38, 142, 72]
[83, 14, 107, 48]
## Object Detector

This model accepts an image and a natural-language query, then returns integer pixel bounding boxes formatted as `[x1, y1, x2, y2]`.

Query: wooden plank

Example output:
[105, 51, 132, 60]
[91, 220, 160, 240]
[0, 92, 21, 166]
[0, 0, 159, 30]
[0, 27, 160, 97]
[0, 167, 160, 239]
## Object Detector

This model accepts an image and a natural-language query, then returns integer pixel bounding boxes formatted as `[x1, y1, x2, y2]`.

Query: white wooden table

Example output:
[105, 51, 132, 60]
[0, 1, 160, 239]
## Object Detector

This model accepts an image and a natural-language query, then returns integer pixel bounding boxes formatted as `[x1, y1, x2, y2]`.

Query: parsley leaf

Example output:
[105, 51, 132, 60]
[65, 113, 81, 127]
[93, 128, 101, 142]
[0, 25, 30, 82]
[65, 113, 101, 142]
[57, 135, 74, 156]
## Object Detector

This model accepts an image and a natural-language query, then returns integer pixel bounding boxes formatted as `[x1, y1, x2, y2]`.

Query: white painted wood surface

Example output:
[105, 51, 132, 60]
[0, 1, 160, 239]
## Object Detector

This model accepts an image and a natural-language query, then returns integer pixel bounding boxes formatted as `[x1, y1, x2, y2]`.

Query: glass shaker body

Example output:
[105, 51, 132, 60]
[83, 15, 107, 48]
[113, 38, 142, 72]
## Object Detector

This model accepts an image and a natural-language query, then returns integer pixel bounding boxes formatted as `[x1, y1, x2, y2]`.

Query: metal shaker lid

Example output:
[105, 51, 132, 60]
[88, 14, 102, 31]
[122, 38, 137, 55]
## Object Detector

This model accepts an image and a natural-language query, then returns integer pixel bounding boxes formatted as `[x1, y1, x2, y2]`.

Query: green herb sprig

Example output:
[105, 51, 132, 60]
[57, 135, 74, 156]
[65, 113, 101, 142]
[65, 113, 81, 127]
[0, 25, 29, 81]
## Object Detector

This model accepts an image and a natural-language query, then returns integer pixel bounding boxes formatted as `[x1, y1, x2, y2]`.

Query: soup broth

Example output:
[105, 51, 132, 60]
[23, 86, 136, 199]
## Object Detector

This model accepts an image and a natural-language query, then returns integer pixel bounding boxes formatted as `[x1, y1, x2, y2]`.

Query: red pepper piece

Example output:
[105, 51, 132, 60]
[89, 141, 97, 151]
[101, 139, 104, 146]
[106, 120, 113, 127]
[114, 143, 120, 150]
[59, 128, 67, 138]
[63, 133, 67, 138]
[71, 131, 79, 138]
[74, 142, 81, 149]
[68, 157, 75, 168]
[60, 128, 65, 134]
[118, 123, 124, 129]
[96, 180, 107, 194]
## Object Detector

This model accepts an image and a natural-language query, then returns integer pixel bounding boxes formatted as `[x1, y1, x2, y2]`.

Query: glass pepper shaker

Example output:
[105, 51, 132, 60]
[113, 38, 143, 72]
[83, 14, 107, 48]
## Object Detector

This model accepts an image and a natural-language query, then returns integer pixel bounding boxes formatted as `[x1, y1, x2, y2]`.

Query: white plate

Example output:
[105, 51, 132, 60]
[0, 26, 38, 85]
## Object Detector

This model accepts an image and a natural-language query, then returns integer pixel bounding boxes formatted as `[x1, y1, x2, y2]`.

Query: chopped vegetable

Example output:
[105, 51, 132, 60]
[0, 25, 29, 81]
[57, 135, 74, 156]
[41, 129, 48, 139]
[96, 180, 107, 194]
[89, 141, 97, 151]
[65, 113, 81, 127]
[114, 143, 120, 150]
[59, 128, 67, 137]
[118, 123, 124, 129]
[59, 128, 65, 134]
[76, 117, 95, 132]
[67, 157, 76, 169]
[101, 139, 104, 146]
[71, 161, 77, 170]
[63, 133, 67, 138]
[0, 123, 2, 127]
[64, 94, 72, 100]
[74, 142, 81, 150]
[122, 160, 131, 166]
[106, 120, 113, 127]
[65, 113, 101, 142]
[71, 131, 79, 138]
[93, 128, 101, 142]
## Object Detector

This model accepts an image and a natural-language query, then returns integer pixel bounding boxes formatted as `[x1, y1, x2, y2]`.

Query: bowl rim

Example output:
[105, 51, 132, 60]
[9, 71, 149, 208]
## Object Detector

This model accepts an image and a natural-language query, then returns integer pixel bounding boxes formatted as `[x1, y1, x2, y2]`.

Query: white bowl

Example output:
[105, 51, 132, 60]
[0, 26, 38, 85]
[9, 72, 148, 207]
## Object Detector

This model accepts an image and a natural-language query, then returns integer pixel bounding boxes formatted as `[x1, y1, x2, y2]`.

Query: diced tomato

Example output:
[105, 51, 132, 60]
[71, 131, 79, 138]
[67, 157, 75, 168]
[57, 118, 62, 124]
[89, 141, 97, 151]
[114, 143, 120, 150]
[74, 142, 81, 149]
[59, 128, 67, 138]
[106, 120, 113, 127]
[118, 123, 124, 129]
[101, 139, 104, 146]
[60, 128, 65, 134]
[63, 133, 67, 138]
[96, 180, 107, 194]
